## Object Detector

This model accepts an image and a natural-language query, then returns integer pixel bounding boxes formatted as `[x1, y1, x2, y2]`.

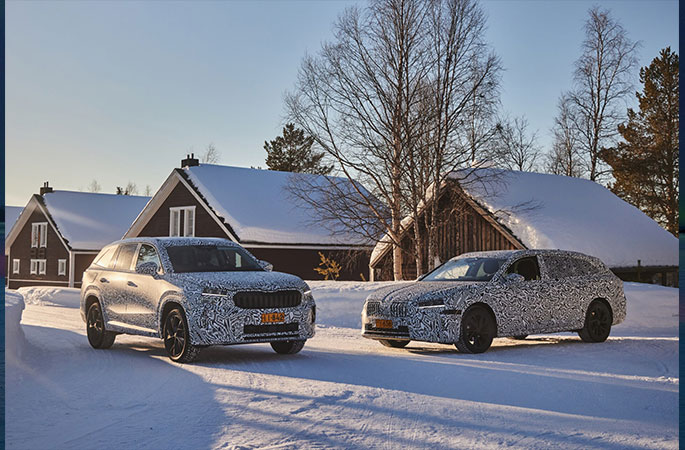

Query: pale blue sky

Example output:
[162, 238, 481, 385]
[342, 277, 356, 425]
[5, 0, 678, 206]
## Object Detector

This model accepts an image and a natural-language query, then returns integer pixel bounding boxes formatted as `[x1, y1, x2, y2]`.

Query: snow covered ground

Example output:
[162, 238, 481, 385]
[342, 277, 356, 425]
[5, 281, 678, 449]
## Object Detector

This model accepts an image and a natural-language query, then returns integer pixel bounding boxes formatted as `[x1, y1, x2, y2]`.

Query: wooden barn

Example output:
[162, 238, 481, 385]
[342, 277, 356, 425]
[5, 184, 150, 289]
[370, 170, 678, 286]
[124, 156, 375, 280]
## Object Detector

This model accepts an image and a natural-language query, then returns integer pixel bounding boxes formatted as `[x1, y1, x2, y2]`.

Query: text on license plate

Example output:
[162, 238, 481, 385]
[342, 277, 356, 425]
[261, 312, 285, 323]
[376, 319, 393, 329]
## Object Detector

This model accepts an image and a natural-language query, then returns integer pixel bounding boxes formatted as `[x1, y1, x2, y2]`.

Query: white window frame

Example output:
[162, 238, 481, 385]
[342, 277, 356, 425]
[30, 259, 46, 275]
[169, 206, 196, 237]
[12, 259, 20, 274]
[58, 259, 67, 276]
[31, 222, 48, 248]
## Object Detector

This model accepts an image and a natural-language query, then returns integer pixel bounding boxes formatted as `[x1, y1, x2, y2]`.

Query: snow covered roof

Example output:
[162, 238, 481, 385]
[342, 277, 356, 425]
[5, 206, 23, 238]
[371, 170, 677, 268]
[183, 165, 374, 246]
[42, 191, 150, 250]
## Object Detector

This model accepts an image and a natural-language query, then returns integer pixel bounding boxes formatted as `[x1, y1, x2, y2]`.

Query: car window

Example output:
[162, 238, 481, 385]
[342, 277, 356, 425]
[93, 246, 117, 268]
[136, 244, 162, 271]
[421, 257, 505, 282]
[165, 245, 262, 273]
[113, 244, 138, 271]
[544, 255, 596, 279]
[571, 257, 596, 276]
[506, 256, 540, 281]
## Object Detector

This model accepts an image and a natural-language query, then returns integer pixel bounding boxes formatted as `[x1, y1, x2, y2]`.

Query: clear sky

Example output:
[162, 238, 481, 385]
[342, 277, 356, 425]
[5, 0, 679, 206]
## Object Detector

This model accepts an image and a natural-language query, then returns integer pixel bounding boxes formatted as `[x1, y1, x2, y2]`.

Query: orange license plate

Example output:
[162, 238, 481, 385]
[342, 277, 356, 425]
[376, 319, 393, 329]
[261, 312, 285, 324]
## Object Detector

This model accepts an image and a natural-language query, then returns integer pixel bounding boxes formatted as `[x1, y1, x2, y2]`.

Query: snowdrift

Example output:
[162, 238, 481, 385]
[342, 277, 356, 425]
[5, 289, 26, 363]
[17, 286, 81, 308]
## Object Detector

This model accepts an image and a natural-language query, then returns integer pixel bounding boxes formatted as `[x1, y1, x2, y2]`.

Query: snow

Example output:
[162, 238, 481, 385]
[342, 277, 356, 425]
[43, 191, 150, 250]
[5, 206, 23, 238]
[371, 170, 678, 269]
[185, 164, 374, 246]
[6, 281, 678, 449]
[17, 286, 82, 308]
[5, 289, 27, 366]
[457, 170, 678, 268]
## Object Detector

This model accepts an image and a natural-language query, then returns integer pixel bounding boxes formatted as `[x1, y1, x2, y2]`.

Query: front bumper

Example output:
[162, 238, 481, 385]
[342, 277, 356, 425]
[187, 296, 316, 346]
[361, 302, 462, 344]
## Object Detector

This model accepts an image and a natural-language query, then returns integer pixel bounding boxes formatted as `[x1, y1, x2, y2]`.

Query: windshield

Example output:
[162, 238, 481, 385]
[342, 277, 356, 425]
[421, 257, 506, 282]
[166, 245, 263, 273]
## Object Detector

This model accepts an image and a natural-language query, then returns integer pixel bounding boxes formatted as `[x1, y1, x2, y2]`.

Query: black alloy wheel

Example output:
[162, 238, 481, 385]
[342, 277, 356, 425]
[578, 301, 612, 343]
[86, 302, 116, 349]
[379, 339, 410, 348]
[163, 308, 200, 363]
[456, 305, 496, 354]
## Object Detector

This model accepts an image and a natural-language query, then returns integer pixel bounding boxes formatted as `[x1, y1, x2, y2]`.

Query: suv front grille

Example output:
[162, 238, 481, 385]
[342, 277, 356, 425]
[233, 290, 302, 309]
[390, 302, 408, 317]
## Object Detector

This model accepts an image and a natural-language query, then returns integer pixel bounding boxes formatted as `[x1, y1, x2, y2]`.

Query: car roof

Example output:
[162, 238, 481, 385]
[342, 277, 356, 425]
[452, 249, 598, 261]
[105, 236, 240, 249]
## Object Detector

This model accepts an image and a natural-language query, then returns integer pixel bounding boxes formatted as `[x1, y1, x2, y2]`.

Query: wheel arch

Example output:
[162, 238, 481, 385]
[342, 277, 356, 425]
[84, 294, 110, 326]
[158, 298, 185, 336]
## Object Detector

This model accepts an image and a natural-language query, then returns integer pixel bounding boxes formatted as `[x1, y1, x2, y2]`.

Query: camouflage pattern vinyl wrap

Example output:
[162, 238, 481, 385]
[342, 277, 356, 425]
[362, 249, 626, 344]
[81, 237, 315, 347]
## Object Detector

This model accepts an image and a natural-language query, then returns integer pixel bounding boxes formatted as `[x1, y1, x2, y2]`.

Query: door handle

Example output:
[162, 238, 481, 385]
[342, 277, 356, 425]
[127, 281, 137, 287]
[100, 278, 109, 283]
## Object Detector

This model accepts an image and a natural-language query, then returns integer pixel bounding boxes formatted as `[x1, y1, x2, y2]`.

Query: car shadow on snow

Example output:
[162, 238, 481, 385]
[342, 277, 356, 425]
[189, 343, 676, 449]
[6, 325, 226, 450]
[190, 338, 677, 432]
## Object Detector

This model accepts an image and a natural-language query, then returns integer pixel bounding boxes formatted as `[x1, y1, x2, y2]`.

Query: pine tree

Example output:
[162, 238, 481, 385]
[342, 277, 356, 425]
[602, 48, 679, 235]
[264, 124, 333, 175]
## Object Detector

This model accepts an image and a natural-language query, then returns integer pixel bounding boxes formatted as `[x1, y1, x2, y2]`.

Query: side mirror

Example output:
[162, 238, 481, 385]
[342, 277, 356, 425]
[504, 273, 525, 284]
[258, 260, 273, 272]
[136, 262, 159, 276]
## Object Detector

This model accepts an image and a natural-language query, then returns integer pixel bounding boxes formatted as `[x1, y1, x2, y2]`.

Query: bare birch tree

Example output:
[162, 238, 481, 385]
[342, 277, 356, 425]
[414, 0, 501, 272]
[286, 0, 500, 279]
[286, 0, 430, 280]
[546, 95, 583, 177]
[200, 143, 221, 164]
[87, 179, 101, 193]
[568, 7, 639, 181]
[494, 115, 540, 172]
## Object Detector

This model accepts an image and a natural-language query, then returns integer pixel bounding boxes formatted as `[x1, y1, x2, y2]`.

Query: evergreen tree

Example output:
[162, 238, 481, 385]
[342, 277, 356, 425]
[602, 47, 679, 235]
[264, 124, 333, 175]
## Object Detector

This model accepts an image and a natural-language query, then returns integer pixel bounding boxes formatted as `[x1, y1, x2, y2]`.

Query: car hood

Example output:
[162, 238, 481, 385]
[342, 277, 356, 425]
[368, 281, 487, 304]
[165, 271, 309, 293]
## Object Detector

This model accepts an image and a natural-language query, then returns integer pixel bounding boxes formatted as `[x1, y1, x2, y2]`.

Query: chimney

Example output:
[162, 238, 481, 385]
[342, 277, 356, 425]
[181, 153, 199, 168]
[39, 181, 53, 196]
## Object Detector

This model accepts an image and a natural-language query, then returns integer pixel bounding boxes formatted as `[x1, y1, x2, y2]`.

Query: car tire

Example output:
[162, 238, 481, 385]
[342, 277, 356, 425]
[163, 308, 200, 363]
[455, 305, 496, 354]
[578, 300, 612, 343]
[379, 339, 410, 348]
[86, 301, 116, 349]
[271, 340, 306, 354]
[511, 335, 528, 340]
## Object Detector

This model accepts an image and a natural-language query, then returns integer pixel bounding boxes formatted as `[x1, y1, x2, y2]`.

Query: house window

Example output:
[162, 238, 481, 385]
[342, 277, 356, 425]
[31, 222, 48, 248]
[12, 259, 20, 274]
[169, 206, 195, 237]
[58, 259, 67, 276]
[30, 259, 47, 275]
